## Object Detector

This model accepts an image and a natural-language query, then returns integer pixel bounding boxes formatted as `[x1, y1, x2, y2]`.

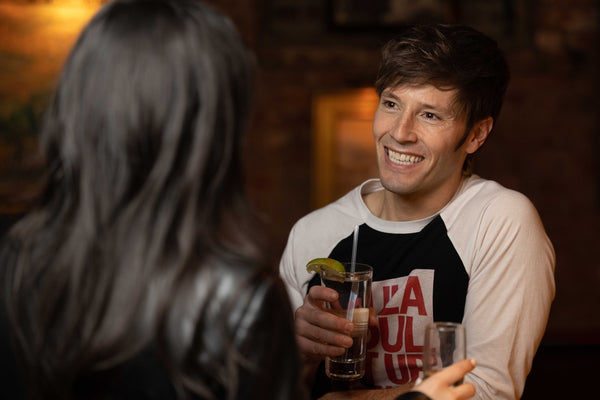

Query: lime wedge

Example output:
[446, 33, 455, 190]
[306, 258, 346, 279]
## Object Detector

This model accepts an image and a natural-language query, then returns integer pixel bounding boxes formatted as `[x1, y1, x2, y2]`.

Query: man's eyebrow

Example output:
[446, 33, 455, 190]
[380, 89, 400, 100]
[381, 88, 457, 116]
[423, 103, 459, 119]
[420, 102, 447, 112]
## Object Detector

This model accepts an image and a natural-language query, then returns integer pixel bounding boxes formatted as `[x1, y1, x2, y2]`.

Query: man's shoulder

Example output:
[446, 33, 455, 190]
[457, 175, 534, 208]
[444, 175, 541, 226]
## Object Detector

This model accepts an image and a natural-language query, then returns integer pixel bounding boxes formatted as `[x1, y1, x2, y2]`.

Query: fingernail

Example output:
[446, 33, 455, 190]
[470, 359, 477, 366]
[345, 323, 353, 333]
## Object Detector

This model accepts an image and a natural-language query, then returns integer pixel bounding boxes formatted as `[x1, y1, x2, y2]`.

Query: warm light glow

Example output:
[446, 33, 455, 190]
[353, 87, 380, 114]
[0, 0, 102, 112]
[311, 88, 379, 209]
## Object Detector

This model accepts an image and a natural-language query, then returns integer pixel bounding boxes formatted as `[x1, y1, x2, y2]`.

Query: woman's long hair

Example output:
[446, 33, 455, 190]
[1, 0, 262, 397]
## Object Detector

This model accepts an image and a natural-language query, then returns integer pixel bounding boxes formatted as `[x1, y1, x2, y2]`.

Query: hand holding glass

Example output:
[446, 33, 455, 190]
[320, 263, 372, 380]
[423, 322, 466, 384]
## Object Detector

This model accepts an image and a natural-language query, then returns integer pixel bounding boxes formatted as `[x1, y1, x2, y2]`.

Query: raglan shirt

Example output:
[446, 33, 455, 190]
[279, 176, 555, 400]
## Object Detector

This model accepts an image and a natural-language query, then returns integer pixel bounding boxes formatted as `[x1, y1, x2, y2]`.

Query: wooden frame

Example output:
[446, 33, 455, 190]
[311, 88, 379, 209]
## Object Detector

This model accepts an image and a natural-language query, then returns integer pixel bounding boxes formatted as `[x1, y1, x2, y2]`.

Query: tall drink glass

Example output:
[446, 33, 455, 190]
[321, 263, 372, 380]
[423, 322, 466, 384]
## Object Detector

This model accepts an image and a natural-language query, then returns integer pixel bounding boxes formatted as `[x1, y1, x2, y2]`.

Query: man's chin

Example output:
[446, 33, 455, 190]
[378, 176, 419, 197]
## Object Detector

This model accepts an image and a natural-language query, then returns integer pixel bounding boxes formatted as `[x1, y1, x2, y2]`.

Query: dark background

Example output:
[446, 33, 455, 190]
[1, 0, 598, 398]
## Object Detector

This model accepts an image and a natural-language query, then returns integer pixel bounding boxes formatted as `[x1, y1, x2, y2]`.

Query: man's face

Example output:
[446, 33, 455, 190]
[372, 84, 473, 202]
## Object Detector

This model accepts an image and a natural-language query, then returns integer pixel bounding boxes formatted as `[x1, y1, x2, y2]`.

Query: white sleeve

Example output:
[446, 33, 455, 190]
[461, 191, 555, 400]
[279, 224, 308, 313]
[278, 193, 364, 313]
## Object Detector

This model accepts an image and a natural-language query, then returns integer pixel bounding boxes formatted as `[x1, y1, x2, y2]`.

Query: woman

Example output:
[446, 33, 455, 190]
[0, 0, 303, 398]
[0, 0, 475, 399]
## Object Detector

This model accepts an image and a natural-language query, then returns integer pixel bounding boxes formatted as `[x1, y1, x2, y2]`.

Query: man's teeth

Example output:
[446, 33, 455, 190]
[388, 149, 424, 165]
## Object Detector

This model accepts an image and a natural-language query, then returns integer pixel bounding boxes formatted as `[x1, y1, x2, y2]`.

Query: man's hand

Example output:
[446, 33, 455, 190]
[295, 285, 379, 384]
[412, 359, 477, 400]
[295, 285, 354, 361]
[316, 360, 477, 400]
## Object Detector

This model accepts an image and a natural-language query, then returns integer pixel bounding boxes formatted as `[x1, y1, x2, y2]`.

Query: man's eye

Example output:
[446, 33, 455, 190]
[424, 112, 438, 119]
[382, 100, 396, 108]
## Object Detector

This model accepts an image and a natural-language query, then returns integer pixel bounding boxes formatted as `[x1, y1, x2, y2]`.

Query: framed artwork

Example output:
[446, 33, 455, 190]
[311, 88, 379, 209]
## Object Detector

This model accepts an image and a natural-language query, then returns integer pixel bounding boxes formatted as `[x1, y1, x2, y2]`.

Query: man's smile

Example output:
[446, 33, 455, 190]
[386, 148, 424, 165]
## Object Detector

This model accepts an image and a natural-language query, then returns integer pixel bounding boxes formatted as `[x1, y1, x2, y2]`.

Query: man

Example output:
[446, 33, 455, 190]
[279, 24, 555, 400]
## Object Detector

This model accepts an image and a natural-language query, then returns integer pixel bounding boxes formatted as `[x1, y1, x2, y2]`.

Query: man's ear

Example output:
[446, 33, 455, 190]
[465, 116, 493, 154]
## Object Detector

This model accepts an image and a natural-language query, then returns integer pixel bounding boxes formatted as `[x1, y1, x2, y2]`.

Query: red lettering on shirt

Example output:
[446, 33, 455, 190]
[399, 276, 427, 315]
[365, 271, 434, 388]
[379, 284, 400, 315]
[365, 351, 379, 384]
[367, 323, 379, 348]
[406, 354, 423, 382]
[380, 315, 405, 353]
[384, 353, 411, 385]
[405, 316, 424, 352]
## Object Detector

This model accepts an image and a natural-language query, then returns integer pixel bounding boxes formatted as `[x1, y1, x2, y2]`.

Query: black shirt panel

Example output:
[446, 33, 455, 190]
[309, 217, 469, 322]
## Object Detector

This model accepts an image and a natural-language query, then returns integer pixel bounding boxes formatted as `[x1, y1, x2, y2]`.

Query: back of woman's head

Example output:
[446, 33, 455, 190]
[47, 0, 254, 235]
[2, 0, 262, 397]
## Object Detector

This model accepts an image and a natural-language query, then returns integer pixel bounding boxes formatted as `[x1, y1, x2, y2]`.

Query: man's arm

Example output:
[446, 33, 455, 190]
[461, 191, 555, 399]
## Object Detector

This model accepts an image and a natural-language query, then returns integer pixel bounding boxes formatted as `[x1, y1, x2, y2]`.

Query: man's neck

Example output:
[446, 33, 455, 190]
[364, 176, 465, 222]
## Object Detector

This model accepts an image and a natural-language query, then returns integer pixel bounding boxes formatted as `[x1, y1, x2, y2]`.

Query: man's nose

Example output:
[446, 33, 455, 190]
[390, 114, 417, 143]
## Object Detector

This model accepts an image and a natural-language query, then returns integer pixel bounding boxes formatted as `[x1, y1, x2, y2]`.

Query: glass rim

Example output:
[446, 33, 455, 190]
[320, 263, 372, 280]
[342, 262, 373, 279]
[427, 321, 464, 331]
[340, 262, 372, 274]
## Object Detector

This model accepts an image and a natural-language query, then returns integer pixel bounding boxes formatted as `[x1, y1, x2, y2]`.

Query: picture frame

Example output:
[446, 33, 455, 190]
[311, 88, 379, 209]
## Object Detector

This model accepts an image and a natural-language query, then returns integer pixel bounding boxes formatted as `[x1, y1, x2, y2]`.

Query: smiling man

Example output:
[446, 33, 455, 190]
[279, 25, 555, 400]
[368, 84, 491, 221]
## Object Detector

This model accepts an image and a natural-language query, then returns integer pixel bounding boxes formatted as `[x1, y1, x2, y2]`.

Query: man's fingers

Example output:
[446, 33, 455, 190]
[368, 306, 378, 326]
[306, 285, 339, 303]
[438, 359, 477, 385]
[296, 335, 348, 359]
[293, 289, 356, 359]
[452, 382, 476, 399]
[295, 312, 353, 347]
[297, 289, 353, 335]
[295, 303, 352, 333]
[295, 314, 353, 358]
